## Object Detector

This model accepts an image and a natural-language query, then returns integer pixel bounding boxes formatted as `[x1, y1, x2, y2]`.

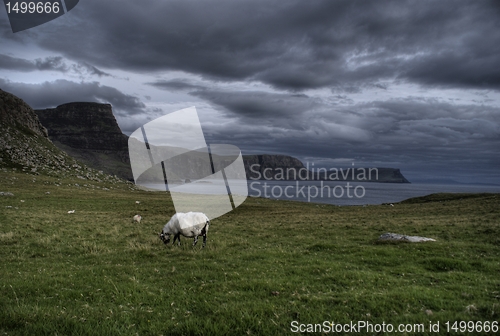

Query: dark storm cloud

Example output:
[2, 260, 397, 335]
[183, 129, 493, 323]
[34, 56, 113, 77]
[0, 55, 70, 73]
[32, 0, 500, 91]
[149, 79, 323, 125]
[35, 56, 68, 72]
[0, 54, 36, 71]
[0, 54, 111, 77]
[156, 82, 499, 165]
[69, 61, 112, 77]
[198, 94, 500, 182]
[2, 0, 499, 183]
[148, 79, 205, 92]
[403, 49, 500, 90]
[0, 78, 145, 114]
[353, 99, 500, 149]
[193, 89, 318, 121]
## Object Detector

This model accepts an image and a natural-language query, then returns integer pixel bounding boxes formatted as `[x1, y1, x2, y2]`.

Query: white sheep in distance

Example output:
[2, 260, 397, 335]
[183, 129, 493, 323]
[159, 212, 210, 247]
[133, 214, 142, 223]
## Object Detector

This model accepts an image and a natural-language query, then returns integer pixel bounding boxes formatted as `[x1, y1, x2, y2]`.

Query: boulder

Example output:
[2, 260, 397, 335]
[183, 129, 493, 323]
[379, 232, 436, 243]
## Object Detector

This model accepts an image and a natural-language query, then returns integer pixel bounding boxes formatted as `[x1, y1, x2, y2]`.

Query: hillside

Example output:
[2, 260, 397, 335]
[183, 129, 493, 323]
[0, 89, 126, 186]
[36, 103, 132, 181]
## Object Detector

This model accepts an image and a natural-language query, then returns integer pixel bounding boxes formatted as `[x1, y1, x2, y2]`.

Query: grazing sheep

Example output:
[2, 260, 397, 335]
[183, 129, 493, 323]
[159, 212, 210, 247]
[133, 214, 142, 223]
[67, 210, 75, 214]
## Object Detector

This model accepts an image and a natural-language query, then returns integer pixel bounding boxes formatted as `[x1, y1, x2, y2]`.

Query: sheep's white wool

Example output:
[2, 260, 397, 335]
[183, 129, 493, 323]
[133, 214, 142, 223]
[67, 210, 75, 214]
[161, 212, 210, 247]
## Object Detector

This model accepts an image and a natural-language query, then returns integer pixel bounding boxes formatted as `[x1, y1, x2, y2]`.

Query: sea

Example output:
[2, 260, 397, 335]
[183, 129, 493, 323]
[246, 180, 500, 206]
[147, 180, 500, 206]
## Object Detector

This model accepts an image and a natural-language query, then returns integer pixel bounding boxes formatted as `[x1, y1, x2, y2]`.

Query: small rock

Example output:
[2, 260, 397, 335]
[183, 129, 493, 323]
[271, 291, 280, 296]
[425, 309, 433, 316]
[379, 233, 436, 243]
[0, 192, 14, 196]
[465, 304, 477, 314]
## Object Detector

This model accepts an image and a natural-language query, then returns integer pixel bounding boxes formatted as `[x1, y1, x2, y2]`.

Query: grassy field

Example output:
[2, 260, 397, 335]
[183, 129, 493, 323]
[0, 170, 499, 335]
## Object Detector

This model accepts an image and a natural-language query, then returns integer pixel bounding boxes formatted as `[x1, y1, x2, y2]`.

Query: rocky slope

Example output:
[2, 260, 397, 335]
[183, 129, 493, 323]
[36, 103, 132, 180]
[0, 89, 124, 184]
[0, 89, 47, 138]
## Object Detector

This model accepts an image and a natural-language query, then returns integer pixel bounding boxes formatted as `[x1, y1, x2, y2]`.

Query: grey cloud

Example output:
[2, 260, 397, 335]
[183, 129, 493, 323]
[197, 94, 499, 183]
[403, 49, 500, 90]
[2, 0, 500, 183]
[0, 78, 146, 114]
[0, 54, 36, 71]
[71, 62, 112, 77]
[0, 54, 111, 77]
[342, 99, 500, 153]
[34, 56, 112, 77]
[32, 1, 500, 91]
[35, 56, 68, 72]
[192, 89, 318, 123]
[148, 79, 206, 92]
[189, 87, 500, 162]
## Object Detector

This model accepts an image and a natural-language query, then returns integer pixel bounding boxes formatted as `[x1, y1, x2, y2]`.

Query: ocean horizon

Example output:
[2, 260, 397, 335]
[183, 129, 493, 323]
[143, 180, 500, 206]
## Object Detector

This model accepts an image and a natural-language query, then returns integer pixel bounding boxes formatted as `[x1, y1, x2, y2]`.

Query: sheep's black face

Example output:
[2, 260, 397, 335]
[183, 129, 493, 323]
[159, 232, 170, 245]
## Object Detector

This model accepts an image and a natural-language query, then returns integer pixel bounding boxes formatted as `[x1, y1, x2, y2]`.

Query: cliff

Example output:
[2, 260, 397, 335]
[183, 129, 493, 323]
[243, 155, 305, 180]
[243, 154, 410, 183]
[0, 89, 120, 183]
[36, 103, 132, 180]
[29, 97, 409, 184]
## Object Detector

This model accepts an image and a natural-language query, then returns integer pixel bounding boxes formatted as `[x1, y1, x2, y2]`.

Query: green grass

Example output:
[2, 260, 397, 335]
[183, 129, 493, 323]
[0, 171, 499, 335]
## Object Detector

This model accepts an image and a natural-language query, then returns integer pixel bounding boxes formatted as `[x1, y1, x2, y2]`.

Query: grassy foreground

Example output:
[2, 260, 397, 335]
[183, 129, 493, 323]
[0, 171, 499, 335]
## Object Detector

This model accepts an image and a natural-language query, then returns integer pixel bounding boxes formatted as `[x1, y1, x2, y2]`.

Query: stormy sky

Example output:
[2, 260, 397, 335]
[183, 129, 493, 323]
[1, 0, 499, 184]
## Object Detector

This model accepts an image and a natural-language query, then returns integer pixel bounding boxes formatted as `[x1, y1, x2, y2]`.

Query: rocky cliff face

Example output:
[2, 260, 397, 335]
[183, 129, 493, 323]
[376, 168, 410, 183]
[0, 89, 48, 137]
[0, 90, 121, 183]
[243, 154, 410, 183]
[36, 103, 132, 180]
[29, 96, 408, 184]
[243, 155, 306, 180]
